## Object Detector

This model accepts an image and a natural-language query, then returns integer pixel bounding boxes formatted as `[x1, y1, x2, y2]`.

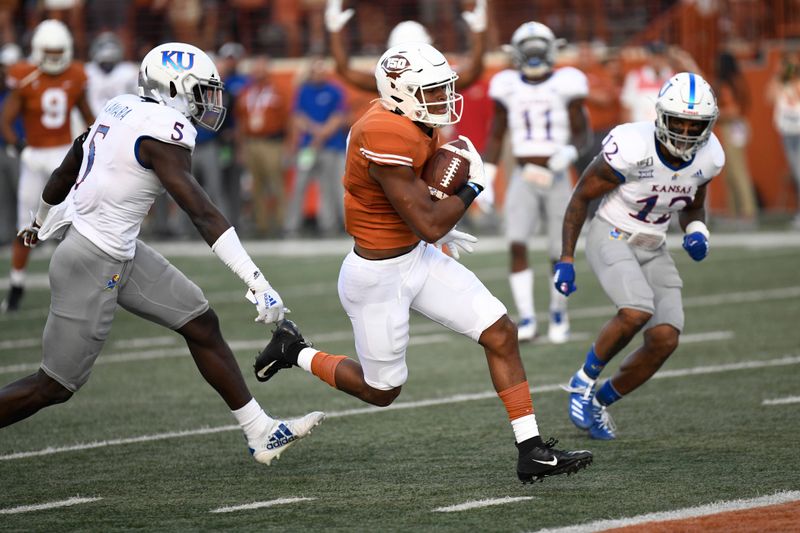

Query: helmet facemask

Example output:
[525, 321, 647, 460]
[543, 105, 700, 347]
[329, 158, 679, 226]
[184, 74, 226, 131]
[515, 38, 553, 78]
[655, 110, 715, 161]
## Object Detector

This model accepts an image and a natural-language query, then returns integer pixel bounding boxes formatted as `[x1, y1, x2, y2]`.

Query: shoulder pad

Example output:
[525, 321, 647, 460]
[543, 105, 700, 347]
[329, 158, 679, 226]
[137, 102, 197, 152]
[601, 123, 650, 175]
[358, 112, 423, 167]
[705, 133, 726, 176]
[488, 69, 518, 102]
[555, 66, 589, 99]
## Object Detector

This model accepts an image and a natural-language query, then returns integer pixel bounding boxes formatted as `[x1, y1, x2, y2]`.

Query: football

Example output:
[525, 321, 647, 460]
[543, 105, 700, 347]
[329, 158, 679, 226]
[421, 139, 471, 200]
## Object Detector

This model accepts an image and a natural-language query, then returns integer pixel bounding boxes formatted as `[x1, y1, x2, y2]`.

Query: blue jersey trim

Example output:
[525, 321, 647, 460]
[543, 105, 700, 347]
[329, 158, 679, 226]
[654, 134, 694, 170]
[609, 166, 626, 183]
[134, 136, 157, 170]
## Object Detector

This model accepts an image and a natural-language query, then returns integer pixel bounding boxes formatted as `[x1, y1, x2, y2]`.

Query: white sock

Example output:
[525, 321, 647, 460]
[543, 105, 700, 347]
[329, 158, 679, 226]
[297, 347, 320, 372]
[9, 269, 25, 287]
[509, 269, 534, 320]
[231, 397, 273, 442]
[511, 414, 540, 443]
[549, 282, 568, 315]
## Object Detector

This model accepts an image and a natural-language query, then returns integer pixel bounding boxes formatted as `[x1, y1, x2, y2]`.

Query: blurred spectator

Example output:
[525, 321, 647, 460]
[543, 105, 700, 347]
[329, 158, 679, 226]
[768, 50, 800, 230]
[85, 32, 139, 116]
[0, 0, 18, 44]
[152, 0, 202, 46]
[232, 0, 268, 54]
[716, 49, 758, 229]
[620, 42, 699, 122]
[575, 43, 623, 175]
[0, 42, 21, 246]
[284, 57, 348, 238]
[217, 42, 249, 228]
[235, 54, 290, 237]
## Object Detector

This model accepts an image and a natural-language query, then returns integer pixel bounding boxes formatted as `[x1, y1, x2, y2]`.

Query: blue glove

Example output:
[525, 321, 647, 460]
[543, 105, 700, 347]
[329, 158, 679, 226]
[553, 262, 576, 296]
[682, 232, 709, 261]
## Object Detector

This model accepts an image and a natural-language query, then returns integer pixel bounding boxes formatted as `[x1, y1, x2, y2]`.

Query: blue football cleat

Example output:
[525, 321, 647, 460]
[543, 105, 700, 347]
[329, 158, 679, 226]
[562, 370, 595, 430]
[588, 399, 616, 440]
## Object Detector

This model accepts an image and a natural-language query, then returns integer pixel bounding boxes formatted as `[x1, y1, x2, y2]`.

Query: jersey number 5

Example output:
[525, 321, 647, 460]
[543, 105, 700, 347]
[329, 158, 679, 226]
[74, 124, 110, 190]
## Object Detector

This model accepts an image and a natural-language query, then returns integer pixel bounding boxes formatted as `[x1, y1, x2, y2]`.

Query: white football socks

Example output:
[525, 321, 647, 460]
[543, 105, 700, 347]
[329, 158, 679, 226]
[297, 347, 320, 372]
[511, 414, 540, 443]
[509, 268, 534, 320]
[232, 397, 273, 442]
[9, 269, 25, 287]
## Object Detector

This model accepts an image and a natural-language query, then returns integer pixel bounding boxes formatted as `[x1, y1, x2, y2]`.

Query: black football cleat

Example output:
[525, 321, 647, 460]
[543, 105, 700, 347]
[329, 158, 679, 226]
[0, 285, 24, 313]
[517, 438, 593, 484]
[254, 319, 310, 382]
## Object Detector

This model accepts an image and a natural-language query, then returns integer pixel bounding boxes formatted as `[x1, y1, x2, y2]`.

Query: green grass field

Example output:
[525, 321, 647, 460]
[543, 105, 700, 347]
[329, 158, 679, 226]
[1, 235, 799, 532]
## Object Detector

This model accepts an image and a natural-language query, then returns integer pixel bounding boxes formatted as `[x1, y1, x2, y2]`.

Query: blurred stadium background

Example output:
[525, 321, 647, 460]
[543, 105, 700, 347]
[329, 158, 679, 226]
[1, 0, 799, 238]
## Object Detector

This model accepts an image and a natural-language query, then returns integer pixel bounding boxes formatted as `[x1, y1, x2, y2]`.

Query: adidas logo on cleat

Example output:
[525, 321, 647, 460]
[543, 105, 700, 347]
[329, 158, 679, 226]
[265, 424, 296, 449]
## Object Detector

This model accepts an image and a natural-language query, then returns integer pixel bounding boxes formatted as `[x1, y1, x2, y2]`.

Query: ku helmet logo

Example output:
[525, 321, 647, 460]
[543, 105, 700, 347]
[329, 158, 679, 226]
[161, 51, 195, 72]
[382, 55, 411, 80]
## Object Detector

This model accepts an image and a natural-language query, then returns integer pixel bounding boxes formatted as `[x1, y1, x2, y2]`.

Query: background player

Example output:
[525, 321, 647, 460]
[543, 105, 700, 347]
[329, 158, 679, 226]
[254, 42, 592, 483]
[482, 21, 591, 344]
[0, 19, 95, 312]
[554, 72, 724, 440]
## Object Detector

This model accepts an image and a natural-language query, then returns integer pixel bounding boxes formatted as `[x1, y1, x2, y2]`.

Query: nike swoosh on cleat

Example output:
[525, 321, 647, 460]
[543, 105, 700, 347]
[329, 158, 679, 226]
[531, 457, 558, 466]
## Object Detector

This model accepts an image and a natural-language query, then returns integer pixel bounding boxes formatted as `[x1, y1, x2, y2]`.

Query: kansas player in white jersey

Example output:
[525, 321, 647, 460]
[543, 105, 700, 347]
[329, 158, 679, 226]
[482, 22, 591, 344]
[554, 72, 724, 440]
[0, 43, 324, 465]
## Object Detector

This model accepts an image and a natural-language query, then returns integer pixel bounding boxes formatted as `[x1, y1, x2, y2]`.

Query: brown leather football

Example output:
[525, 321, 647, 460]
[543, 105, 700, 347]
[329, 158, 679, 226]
[420, 139, 470, 200]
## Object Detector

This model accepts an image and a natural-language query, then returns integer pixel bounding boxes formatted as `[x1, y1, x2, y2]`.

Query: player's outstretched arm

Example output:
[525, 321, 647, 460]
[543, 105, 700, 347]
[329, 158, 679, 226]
[454, 0, 487, 90]
[143, 137, 287, 323]
[326, 1, 375, 92]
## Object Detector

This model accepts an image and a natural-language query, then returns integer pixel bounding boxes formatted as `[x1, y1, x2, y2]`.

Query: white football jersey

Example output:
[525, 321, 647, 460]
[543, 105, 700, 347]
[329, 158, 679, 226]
[596, 121, 725, 235]
[71, 94, 197, 260]
[488, 66, 588, 158]
[85, 61, 140, 116]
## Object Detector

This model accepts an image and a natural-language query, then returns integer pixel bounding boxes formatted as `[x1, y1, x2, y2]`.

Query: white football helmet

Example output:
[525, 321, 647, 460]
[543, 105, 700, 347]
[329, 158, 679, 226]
[375, 43, 462, 127]
[655, 72, 719, 161]
[90, 32, 124, 69]
[505, 21, 560, 79]
[387, 21, 432, 48]
[31, 19, 73, 75]
[138, 42, 226, 131]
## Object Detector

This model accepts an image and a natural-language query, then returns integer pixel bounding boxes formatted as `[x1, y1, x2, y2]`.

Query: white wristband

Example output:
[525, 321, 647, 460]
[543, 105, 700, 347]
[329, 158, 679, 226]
[685, 221, 710, 238]
[211, 227, 270, 292]
[34, 198, 54, 226]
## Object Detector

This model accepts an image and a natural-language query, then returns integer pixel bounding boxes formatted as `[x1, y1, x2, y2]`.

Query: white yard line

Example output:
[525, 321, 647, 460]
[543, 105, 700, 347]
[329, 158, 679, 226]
[530, 490, 800, 533]
[433, 496, 535, 513]
[0, 496, 102, 515]
[1, 353, 797, 462]
[210, 497, 316, 514]
[762, 396, 800, 406]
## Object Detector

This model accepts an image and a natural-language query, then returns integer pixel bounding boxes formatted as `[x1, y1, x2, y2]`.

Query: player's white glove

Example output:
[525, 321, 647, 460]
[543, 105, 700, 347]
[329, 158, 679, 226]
[547, 144, 578, 174]
[435, 227, 478, 260]
[17, 218, 41, 248]
[245, 283, 287, 325]
[442, 135, 486, 192]
[325, 0, 354, 32]
[461, 0, 487, 33]
[475, 162, 497, 213]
